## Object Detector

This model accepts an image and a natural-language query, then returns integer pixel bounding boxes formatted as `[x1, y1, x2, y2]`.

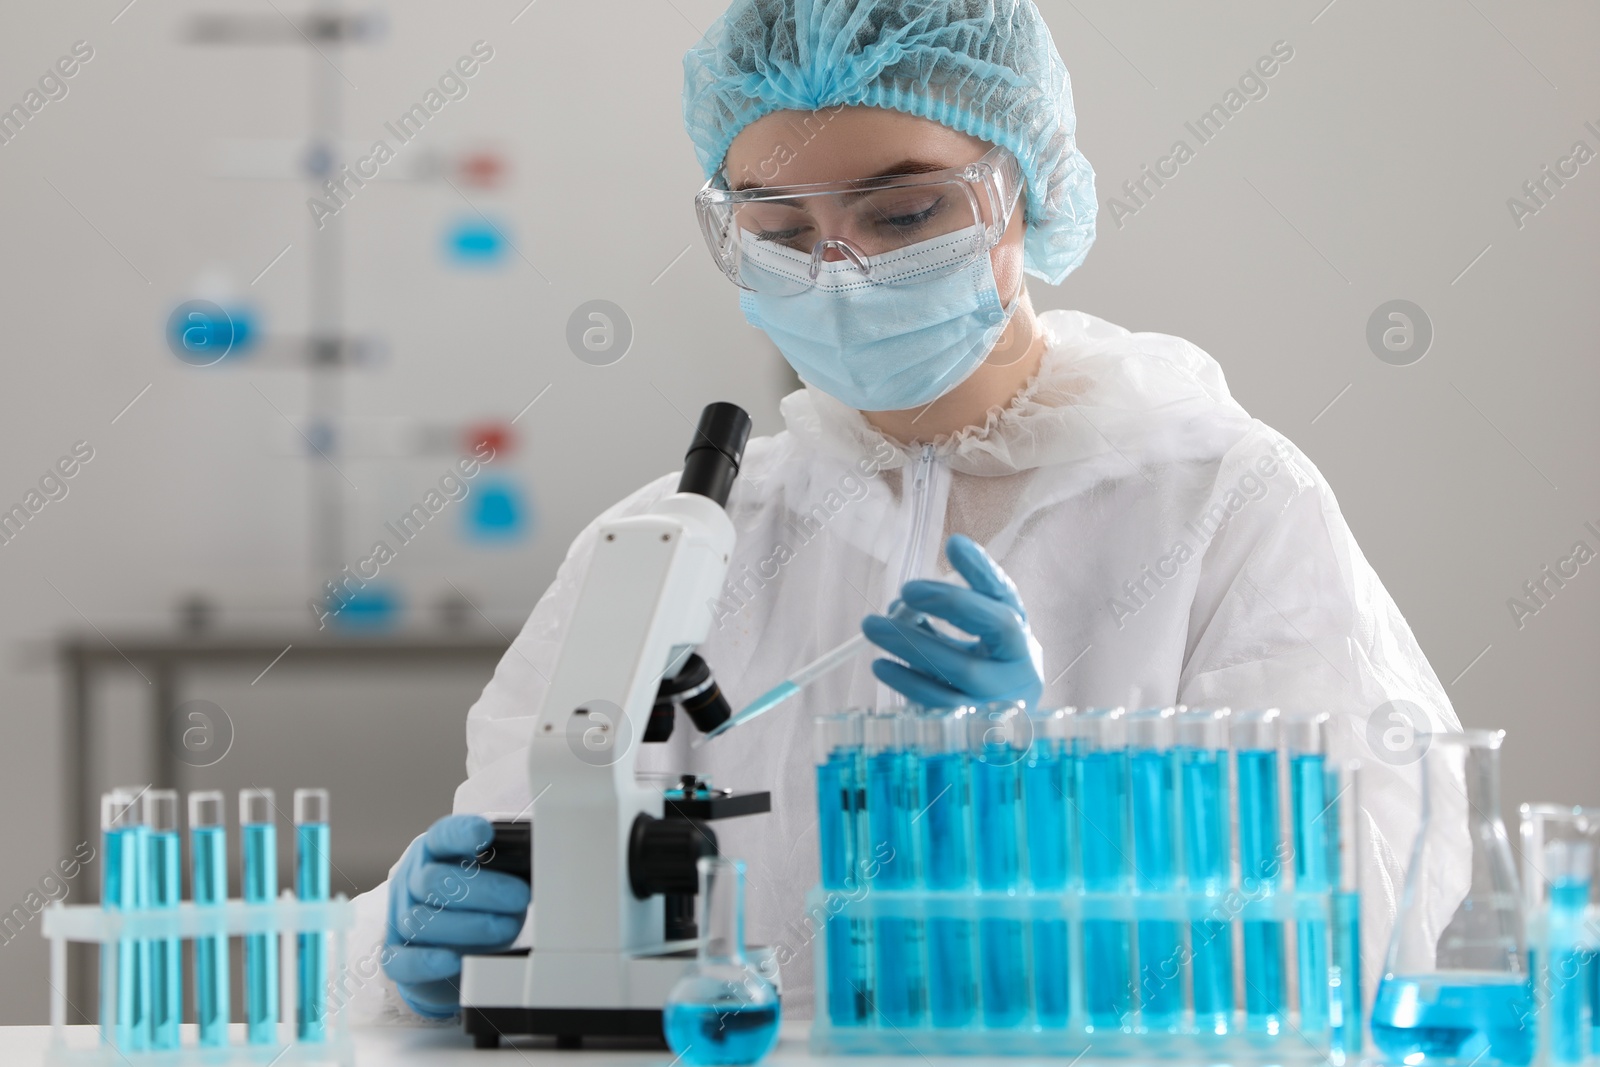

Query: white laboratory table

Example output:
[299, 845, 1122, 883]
[0, 1022, 963, 1066]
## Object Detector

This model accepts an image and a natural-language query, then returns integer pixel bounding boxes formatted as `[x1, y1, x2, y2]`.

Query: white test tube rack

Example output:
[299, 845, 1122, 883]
[41, 892, 355, 1066]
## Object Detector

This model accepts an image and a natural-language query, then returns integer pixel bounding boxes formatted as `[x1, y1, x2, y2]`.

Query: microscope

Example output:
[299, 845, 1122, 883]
[459, 403, 776, 1049]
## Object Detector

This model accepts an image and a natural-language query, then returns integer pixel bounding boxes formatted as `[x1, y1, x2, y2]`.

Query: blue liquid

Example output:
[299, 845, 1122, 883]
[1130, 747, 1181, 1030]
[243, 821, 279, 1044]
[1023, 743, 1072, 1028]
[1547, 879, 1592, 1064]
[663, 1001, 781, 1066]
[1077, 747, 1132, 1029]
[866, 746, 925, 1027]
[1291, 752, 1331, 1034]
[101, 825, 148, 1050]
[1371, 974, 1535, 1067]
[973, 745, 1027, 1029]
[1237, 747, 1286, 1033]
[145, 830, 181, 1051]
[297, 822, 331, 1042]
[190, 825, 230, 1047]
[921, 750, 977, 1029]
[1588, 948, 1600, 1055]
[1331, 890, 1363, 1057]
[815, 749, 870, 1027]
[1178, 746, 1233, 1032]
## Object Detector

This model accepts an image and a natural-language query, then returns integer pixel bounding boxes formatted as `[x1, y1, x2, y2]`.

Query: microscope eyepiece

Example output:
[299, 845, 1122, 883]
[677, 402, 751, 508]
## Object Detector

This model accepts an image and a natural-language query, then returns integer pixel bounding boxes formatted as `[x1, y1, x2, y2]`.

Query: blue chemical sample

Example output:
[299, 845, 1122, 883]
[143, 791, 182, 1052]
[100, 792, 148, 1051]
[189, 814, 230, 1048]
[1237, 745, 1287, 1033]
[1291, 751, 1332, 1034]
[865, 720, 926, 1027]
[1547, 876, 1592, 1064]
[296, 788, 331, 1043]
[1332, 890, 1363, 1057]
[971, 709, 1028, 1030]
[814, 723, 871, 1028]
[663, 1003, 781, 1066]
[1370, 974, 1536, 1067]
[1589, 949, 1600, 1056]
[1077, 741, 1132, 1029]
[241, 790, 279, 1045]
[1177, 744, 1234, 1033]
[1022, 734, 1072, 1028]
[1130, 741, 1181, 1030]
[920, 737, 977, 1029]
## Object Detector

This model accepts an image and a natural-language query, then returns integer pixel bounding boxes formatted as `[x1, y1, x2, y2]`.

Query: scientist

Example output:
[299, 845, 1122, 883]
[354, 0, 1460, 1022]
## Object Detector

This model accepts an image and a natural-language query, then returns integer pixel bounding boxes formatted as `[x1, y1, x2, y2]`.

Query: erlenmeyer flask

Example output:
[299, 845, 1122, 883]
[1372, 729, 1535, 1067]
[664, 856, 781, 1066]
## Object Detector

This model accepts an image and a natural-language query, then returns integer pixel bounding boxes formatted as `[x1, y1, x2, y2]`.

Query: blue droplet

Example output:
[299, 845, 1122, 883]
[467, 479, 530, 541]
[445, 218, 508, 264]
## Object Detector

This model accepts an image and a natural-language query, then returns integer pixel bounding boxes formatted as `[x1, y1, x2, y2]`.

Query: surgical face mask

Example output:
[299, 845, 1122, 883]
[738, 224, 1018, 412]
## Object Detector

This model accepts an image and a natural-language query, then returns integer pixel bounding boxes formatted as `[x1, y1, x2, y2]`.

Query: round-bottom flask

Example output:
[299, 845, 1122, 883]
[664, 857, 780, 1066]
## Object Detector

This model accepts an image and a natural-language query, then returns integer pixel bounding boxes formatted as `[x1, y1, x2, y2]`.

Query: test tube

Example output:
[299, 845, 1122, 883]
[917, 707, 978, 1028]
[1024, 707, 1076, 1029]
[1128, 707, 1182, 1031]
[864, 711, 926, 1027]
[296, 789, 331, 1042]
[1233, 708, 1287, 1035]
[241, 788, 279, 1044]
[1175, 708, 1234, 1034]
[188, 791, 230, 1047]
[970, 702, 1029, 1028]
[100, 788, 147, 1050]
[814, 712, 870, 1027]
[1547, 839, 1593, 1065]
[1329, 760, 1363, 1059]
[1074, 707, 1133, 1030]
[143, 791, 181, 1051]
[1287, 713, 1332, 1036]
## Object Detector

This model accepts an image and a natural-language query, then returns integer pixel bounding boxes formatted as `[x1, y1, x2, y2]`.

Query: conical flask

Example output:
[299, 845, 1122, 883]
[1371, 729, 1534, 1067]
[664, 857, 781, 1066]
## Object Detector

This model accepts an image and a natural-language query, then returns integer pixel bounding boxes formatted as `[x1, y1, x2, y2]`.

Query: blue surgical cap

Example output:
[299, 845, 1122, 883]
[683, 0, 1097, 285]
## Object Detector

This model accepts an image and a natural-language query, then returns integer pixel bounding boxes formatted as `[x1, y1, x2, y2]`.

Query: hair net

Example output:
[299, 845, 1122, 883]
[683, 0, 1098, 284]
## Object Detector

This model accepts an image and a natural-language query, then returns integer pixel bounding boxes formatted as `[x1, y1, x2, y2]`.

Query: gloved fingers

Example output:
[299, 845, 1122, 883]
[394, 977, 464, 1021]
[382, 944, 462, 986]
[405, 863, 530, 916]
[871, 658, 970, 710]
[862, 613, 970, 685]
[945, 534, 1027, 618]
[867, 621, 1007, 700]
[422, 814, 496, 862]
[896, 582, 1032, 661]
[390, 905, 524, 949]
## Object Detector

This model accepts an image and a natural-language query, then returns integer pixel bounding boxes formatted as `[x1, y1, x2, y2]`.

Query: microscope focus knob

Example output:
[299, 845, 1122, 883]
[628, 813, 718, 899]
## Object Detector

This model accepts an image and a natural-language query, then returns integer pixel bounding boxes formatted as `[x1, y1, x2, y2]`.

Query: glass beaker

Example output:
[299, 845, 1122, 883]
[664, 857, 781, 1066]
[1371, 729, 1535, 1067]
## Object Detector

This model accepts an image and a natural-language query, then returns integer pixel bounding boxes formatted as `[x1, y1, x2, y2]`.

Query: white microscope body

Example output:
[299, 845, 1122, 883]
[459, 404, 774, 1049]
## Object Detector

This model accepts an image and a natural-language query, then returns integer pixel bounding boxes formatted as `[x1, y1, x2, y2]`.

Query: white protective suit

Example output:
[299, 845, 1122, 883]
[347, 308, 1461, 1022]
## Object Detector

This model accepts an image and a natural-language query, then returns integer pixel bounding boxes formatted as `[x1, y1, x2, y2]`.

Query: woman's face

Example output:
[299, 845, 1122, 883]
[721, 107, 1027, 306]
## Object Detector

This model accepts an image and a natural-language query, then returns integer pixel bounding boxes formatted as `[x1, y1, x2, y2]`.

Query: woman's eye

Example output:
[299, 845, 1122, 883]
[754, 227, 804, 243]
[870, 195, 945, 231]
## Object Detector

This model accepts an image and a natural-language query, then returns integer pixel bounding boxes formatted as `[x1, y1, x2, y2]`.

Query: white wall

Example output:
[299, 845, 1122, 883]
[0, 0, 1594, 1023]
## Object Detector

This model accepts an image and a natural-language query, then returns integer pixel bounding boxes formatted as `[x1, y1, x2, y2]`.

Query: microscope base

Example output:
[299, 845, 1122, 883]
[464, 1006, 667, 1049]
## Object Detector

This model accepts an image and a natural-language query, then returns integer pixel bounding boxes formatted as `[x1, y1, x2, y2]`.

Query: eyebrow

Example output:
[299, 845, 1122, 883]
[731, 158, 951, 194]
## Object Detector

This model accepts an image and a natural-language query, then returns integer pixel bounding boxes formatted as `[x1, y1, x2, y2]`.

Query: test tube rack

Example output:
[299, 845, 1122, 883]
[40, 893, 354, 1066]
[809, 706, 1362, 1061]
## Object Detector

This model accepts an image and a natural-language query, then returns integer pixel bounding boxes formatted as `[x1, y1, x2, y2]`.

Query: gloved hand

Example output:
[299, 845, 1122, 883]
[383, 814, 529, 1019]
[862, 534, 1044, 710]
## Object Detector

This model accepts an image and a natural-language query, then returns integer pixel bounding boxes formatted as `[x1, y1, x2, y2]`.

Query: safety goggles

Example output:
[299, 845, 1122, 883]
[695, 145, 1024, 295]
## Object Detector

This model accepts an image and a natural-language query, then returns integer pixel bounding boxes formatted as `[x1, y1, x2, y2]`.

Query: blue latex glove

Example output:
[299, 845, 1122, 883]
[383, 814, 529, 1019]
[862, 534, 1044, 710]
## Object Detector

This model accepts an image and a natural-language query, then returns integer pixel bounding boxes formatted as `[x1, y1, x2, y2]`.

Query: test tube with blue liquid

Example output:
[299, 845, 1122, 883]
[815, 712, 871, 1026]
[1128, 707, 1183, 1031]
[1024, 707, 1076, 1029]
[142, 790, 181, 1051]
[100, 788, 147, 1050]
[296, 788, 331, 1042]
[1287, 713, 1333, 1036]
[1073, 706, 1133, 1030]
[241, 787, 279, 1044]
[1330, 759, 1363, 1059]
[1233, 708, 1287, 1035]
[917, 707, 978, 1028]
[864, 711, 926, 1027]
[971, 702, 1030, 1028]
[1174, 708, 1234, 1034]
[188, 790, 230, 1047]
[1543, 838, 1592, 1066]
